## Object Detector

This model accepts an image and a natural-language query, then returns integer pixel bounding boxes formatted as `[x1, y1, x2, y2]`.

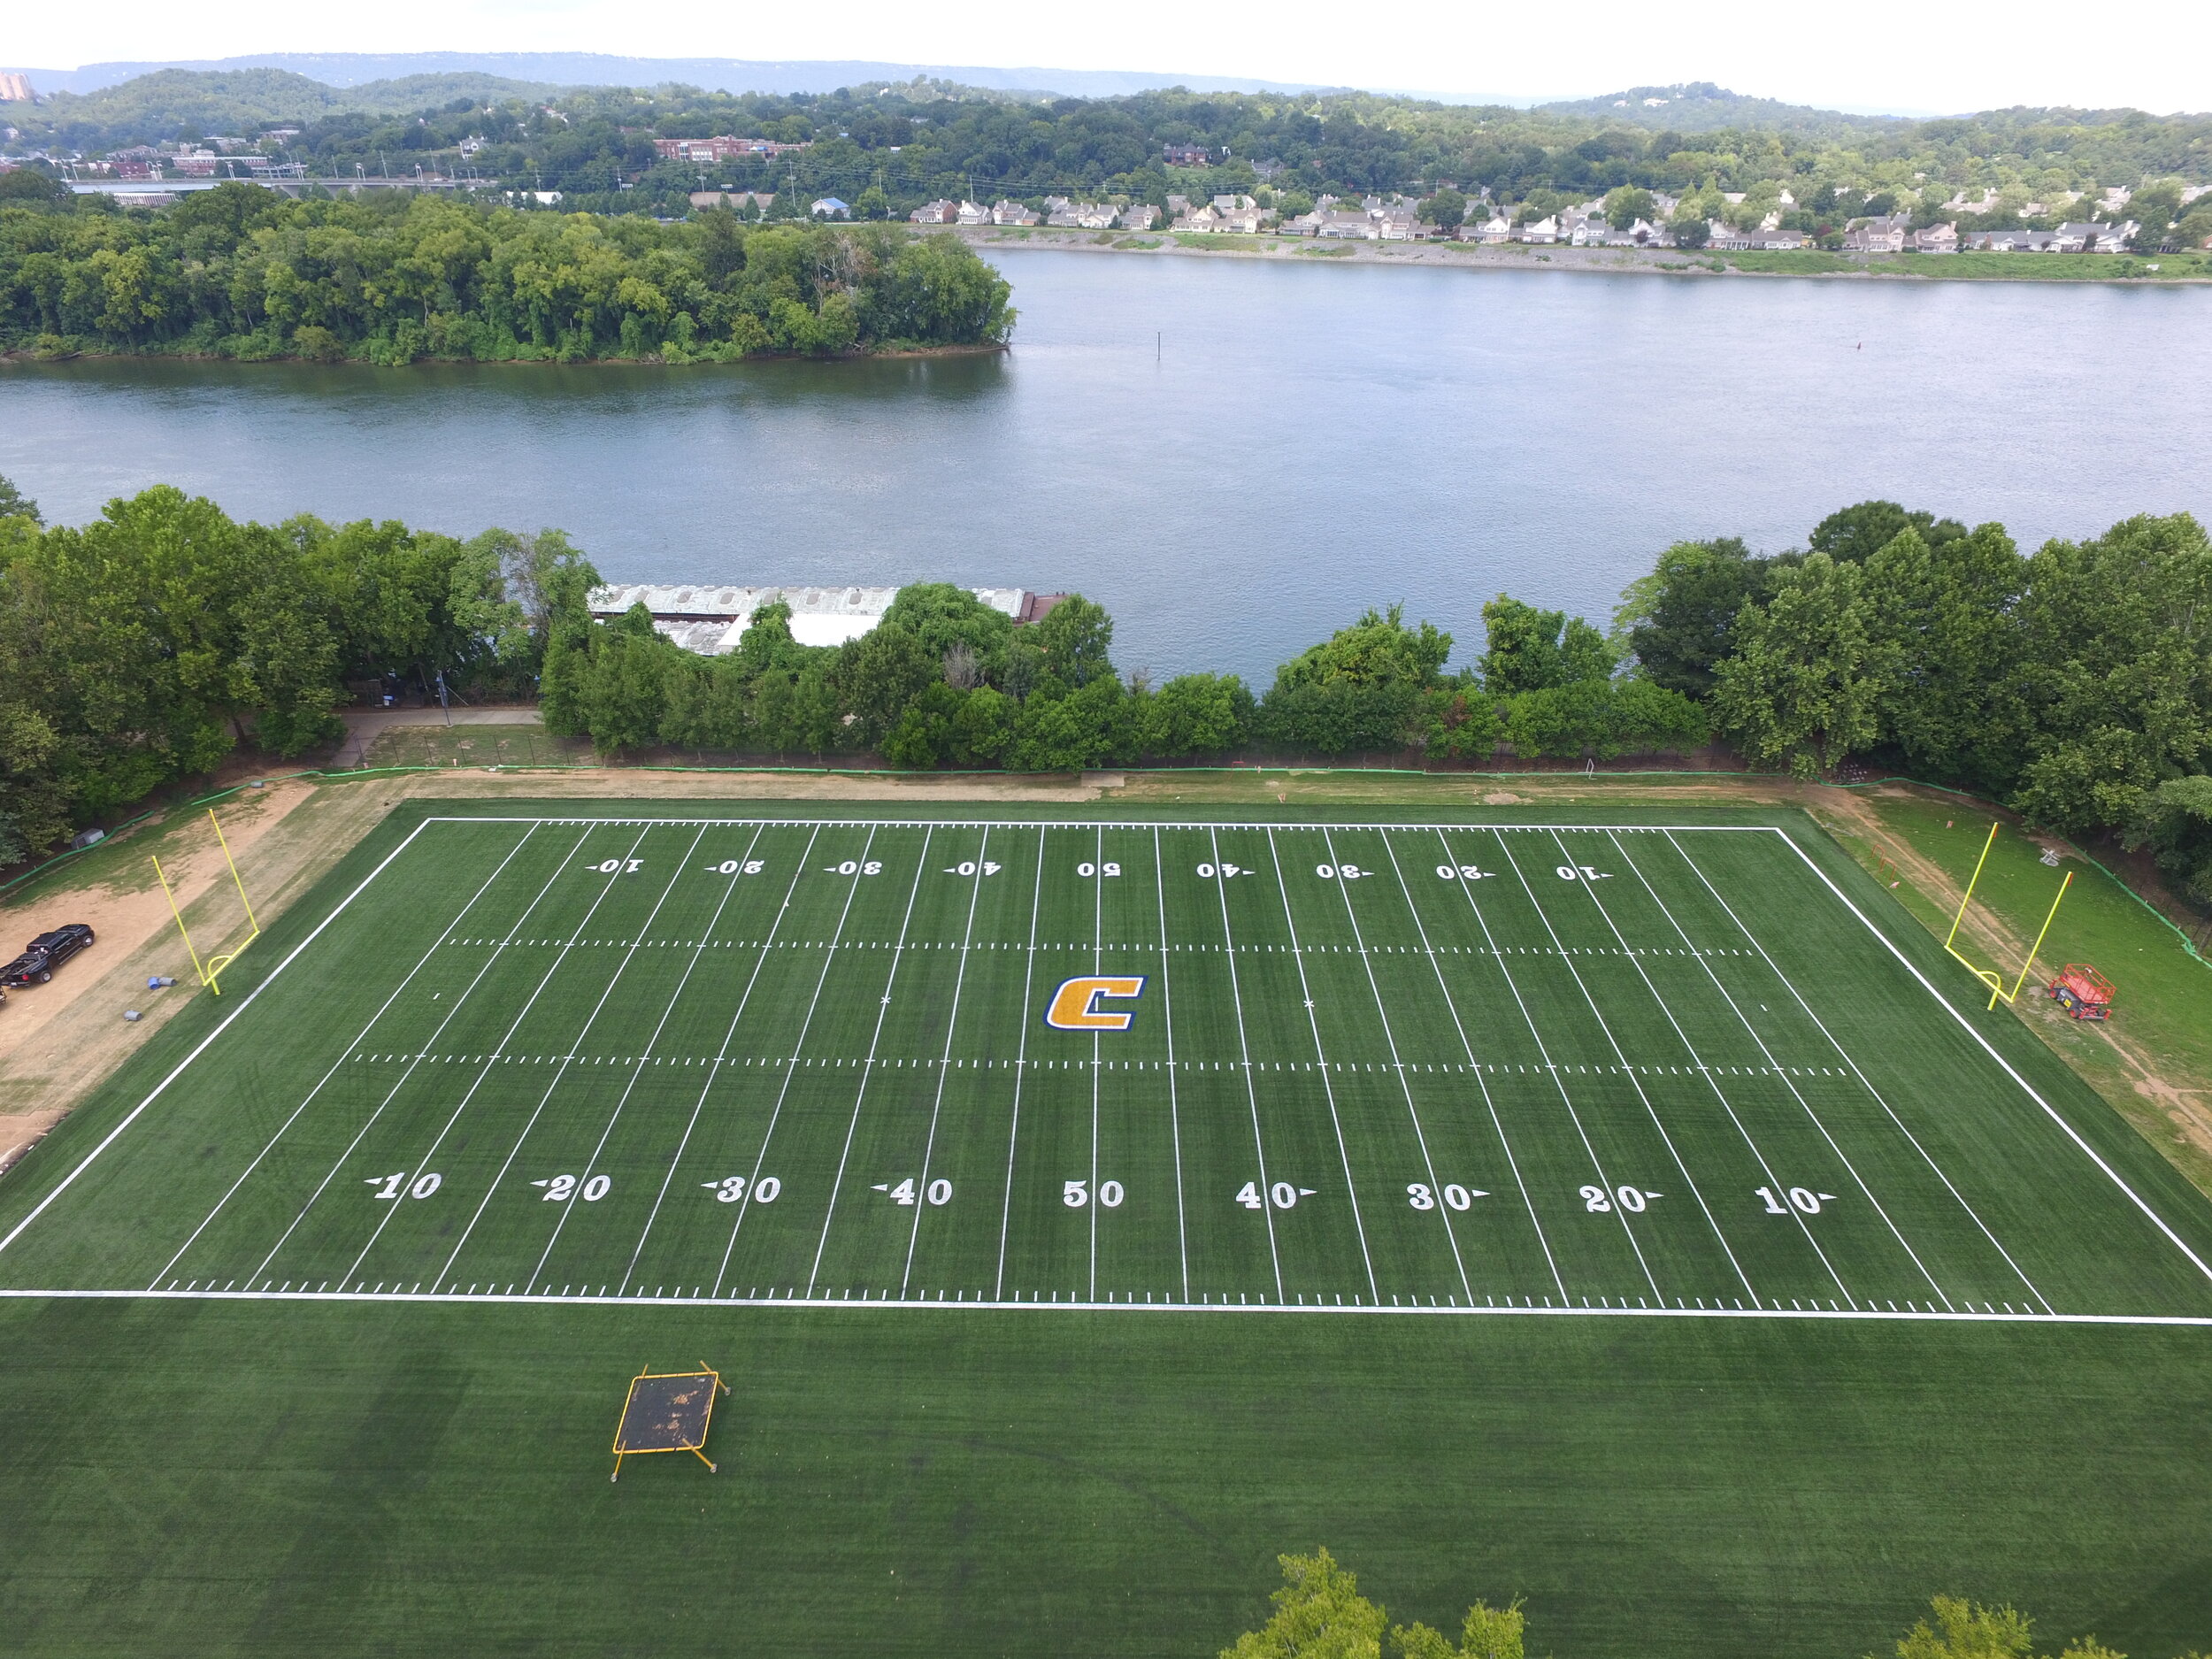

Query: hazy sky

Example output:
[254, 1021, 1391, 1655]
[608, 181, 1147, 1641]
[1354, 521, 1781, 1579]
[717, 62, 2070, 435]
[14, 0, 2212, 116]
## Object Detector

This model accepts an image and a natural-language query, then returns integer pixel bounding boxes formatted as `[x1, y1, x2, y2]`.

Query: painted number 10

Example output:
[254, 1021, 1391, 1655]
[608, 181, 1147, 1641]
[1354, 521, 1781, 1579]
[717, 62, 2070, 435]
[1757, 1186, 1834, 1215]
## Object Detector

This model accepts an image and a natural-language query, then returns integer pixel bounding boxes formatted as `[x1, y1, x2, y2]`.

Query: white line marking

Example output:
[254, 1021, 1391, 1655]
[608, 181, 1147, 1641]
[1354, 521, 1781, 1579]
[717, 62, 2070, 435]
[0, 816, 439, 1265]
[1432, 829, 1663, 1296]
[1319, 827, 1474, 1304]
[364, 824, 661, 1286]
[150, 821, 542, 1287]
[1264, 828, 1379, 1303]
[1375, 829, 1565, 1299]
[902, 828, 991, 1294]
[1493, 831, 1763, 1306]
[807, 829, 934, 1295]
[1757, 826, 2212, 1290]
[1552, 829, 1863, 1309]
[1154, 827, 1190, 1305]
[1611, 829, 1960, 1309]
[993, 827, 1048, 1302]
[1210, 826, 1285, 1304]
[622, 825, 818, 1286]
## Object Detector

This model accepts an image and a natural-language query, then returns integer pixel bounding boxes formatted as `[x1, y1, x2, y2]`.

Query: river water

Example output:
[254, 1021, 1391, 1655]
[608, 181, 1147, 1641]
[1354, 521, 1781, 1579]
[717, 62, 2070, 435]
[4, 250, 2208, 680]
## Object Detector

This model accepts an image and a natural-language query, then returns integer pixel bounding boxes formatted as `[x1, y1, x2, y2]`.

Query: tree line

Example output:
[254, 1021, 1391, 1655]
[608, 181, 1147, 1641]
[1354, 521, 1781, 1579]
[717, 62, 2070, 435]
[1217, 1548, 2187, 1659]
[0, 477, 2204, 906]
[0, 181, 1014, 362]
[8, 70, 2208, 237]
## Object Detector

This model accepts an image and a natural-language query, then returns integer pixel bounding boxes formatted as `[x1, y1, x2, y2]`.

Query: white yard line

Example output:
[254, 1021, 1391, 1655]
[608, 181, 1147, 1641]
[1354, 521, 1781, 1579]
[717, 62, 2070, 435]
[1375, 831, 1566, 1300]
[1318, 828, 1473, 1305]
[229, 826, 584, 1290]
[520, 824, 732, 1289]
[1153, 828, 1191, 1305]
[1492, 831, 1763, 1307]
[1610, 830, 1958, 1310]
[16, 1283, 2207, 1328]
[992, 828, 1049, 1302]
[1209, 827, 1286, 1304]
[804, 829, 935, 1295]
[150, 822, 543, 1289]
[622, 826, 819, 1287]
[1669, 831, 2055, 1306]
[1549, 830, 1862, 1310]
[710, 826, 881, 1297]
[1432, 829, 1663, 1298]
[902, 828, 992, 1294]
[1263, 828, 1380, 1304]
[0, 816, 439, 1266]
[362, 824, 662, 1290]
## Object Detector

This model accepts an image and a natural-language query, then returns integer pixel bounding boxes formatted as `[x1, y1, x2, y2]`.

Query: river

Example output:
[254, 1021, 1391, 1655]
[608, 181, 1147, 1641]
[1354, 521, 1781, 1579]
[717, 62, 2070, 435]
[4, 250, 2208, 680]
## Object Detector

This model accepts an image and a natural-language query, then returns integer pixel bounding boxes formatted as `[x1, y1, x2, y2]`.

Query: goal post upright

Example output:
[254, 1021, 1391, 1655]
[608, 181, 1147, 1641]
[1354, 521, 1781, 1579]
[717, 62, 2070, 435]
[149, 808, 264, 996]
[1942, 821, 2074, 1010]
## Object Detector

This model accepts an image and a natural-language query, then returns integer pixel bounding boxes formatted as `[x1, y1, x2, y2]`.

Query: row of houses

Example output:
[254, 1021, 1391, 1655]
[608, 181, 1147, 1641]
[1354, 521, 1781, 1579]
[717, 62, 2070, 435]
[910, 197, 1164, 229]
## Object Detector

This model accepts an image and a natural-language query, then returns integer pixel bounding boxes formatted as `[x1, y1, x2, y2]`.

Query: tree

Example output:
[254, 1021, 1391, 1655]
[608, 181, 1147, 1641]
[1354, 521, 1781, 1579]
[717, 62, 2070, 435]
[1261, 605, 1451, 754]
[879, 582, 1015, 683]
[1809, 500, 1967, 564]
[1712, 551, 1879, 779]
[1861, 524, 2027, 791]
[2125, 775, 2212, 904]
[1222, 1548, 1386, 1659]
[1391, 1598, 1525, 1659]
[1143, 672, 1252, 757]
[1425, 188, 1467, 231]
[1876, 1594, 2124, 1659]
[0, 472, 42, 525]
[1671, 214, 1711, 249]
[1617, 538, 1762, 697]
[1603, 185, 1655, 229]
[1478, 596, 1610, 695]
[2008, 513, 2212, 835]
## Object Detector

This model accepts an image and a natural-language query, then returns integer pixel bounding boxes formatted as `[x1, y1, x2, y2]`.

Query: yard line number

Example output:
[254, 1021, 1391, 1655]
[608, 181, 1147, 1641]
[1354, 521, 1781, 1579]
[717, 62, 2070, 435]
[1195, 863, 1259, 879]
[943, 861, 1003, 876]
[1406, 1182, 1489, 1210]
[826, 860, 884, 875]
[588, 858, 645, 874]
[1757, 1186, 1836, 1215]
[367, 1171, 442, 1200]
[703, 1175, 781, 1203]
[1238, 1180, 1316, 1210]
[534, 1173, 611, 1202]
[1075, 862, 1120, 878]
[707, 859, 766, 874]
[1555, 865, 1612, 881]
[1063, 1179, 1125, 1208]
[874, 1178, 952, 1206]
[1434, 864, 1496, 880]
[1315, 864, 1371, 879]
[1581, 1184, 1660, 1212]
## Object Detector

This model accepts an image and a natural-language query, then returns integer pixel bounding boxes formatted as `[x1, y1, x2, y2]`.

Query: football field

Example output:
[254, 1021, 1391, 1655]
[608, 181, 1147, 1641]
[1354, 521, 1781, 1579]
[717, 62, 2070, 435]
[5, 804, 2209, 1325]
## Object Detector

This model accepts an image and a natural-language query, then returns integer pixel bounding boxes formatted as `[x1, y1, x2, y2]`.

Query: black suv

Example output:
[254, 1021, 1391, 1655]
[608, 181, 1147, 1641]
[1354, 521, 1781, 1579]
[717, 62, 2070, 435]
[2, 923, 95, 987]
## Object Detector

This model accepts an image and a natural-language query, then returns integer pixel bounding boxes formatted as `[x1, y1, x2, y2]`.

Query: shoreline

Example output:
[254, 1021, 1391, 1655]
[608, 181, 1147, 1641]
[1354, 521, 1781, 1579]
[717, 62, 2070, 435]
[0, 340, 1010, 368]
[953, 225, 2212, 285]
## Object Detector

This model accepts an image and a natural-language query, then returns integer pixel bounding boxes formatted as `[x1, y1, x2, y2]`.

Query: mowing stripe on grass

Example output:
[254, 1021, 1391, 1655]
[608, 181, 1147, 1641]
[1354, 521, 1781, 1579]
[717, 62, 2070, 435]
[1209, 826, 1286, 1303]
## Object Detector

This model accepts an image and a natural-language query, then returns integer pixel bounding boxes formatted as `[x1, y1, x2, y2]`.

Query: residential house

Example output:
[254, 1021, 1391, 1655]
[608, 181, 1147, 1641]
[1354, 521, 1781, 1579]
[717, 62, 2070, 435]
[1842, 213, 1911, 253]
[991, 199, 1039, 225]
[1165, 195, 1192, 218]
[1911, 222, 1958, 253]
[652, 136, 810, 163]
[1705, 221, 1753, 250]
[1962, 229, 2056, 251]
[1163, 144, 1210, 167]
[909, 199, 958, 224]
[1516, 215, 1560, 243]
[1047, 202, 1119, 228]
[1465, 211, 1514, 243]
[1118, 204, 1160, 230]
[810, 197, 849, 218]
[690, 189, 773, 211]
[1737, 227, 1804, 250]
[955, 200, 993, 226]
[2057, 220, 2138, 252]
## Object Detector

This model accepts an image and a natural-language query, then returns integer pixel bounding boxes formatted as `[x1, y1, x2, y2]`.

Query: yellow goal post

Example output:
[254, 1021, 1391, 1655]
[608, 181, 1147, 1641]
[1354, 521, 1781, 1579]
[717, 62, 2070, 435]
[151, 809, 263, 996]
[1943, 822, 2071, 1010]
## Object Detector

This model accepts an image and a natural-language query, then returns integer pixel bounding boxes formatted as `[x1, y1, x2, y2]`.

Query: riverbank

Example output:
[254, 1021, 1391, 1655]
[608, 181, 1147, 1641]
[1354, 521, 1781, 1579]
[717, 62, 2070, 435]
[0, 338, 1010, 366]
[956, 224, 2212, 284]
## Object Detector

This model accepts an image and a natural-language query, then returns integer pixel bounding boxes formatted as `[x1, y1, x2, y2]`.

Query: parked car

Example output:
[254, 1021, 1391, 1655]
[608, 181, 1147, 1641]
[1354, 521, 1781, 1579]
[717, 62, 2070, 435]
[1, 923, 95, 986]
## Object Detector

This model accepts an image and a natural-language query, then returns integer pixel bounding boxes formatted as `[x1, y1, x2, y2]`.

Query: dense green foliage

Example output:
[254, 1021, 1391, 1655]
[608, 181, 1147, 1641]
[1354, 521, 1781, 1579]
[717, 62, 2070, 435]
[0, 186, 1014, 361]
[0, 476, 589, 860]
[5, 69, 2207, 233]
[1219, 1548, 1525, 1659]
[1620, 503, 2212, 868]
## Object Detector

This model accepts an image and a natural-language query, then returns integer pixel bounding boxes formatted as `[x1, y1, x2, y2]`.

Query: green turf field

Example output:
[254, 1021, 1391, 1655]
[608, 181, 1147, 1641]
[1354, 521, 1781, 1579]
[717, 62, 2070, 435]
[5, 807, 2208, 1323]
[4, 802, 2211, 1657]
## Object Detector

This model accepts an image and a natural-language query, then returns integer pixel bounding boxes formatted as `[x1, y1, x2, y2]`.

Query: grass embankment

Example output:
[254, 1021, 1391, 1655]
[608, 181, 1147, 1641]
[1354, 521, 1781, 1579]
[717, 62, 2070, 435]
[1722, 249, 2212, 280]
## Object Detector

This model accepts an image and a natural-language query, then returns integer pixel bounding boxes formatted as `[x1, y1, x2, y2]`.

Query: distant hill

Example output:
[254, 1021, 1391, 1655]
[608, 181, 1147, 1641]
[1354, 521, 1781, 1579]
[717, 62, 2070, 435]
[18, 66, 566, 150]
[8, 52, 1341, 102]
[1536, 81, 1908, 134]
